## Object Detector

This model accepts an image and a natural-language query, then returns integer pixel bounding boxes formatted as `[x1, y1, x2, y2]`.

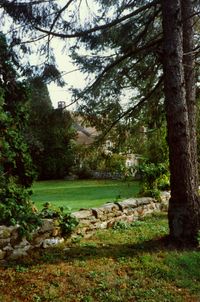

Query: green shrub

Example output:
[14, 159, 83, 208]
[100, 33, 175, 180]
[0, 176, 41, 237]
[103, 153, 125, 174]
[76, 165, 92, 179]
[40, 202, 79, 237]
[137, 162, 170, 200]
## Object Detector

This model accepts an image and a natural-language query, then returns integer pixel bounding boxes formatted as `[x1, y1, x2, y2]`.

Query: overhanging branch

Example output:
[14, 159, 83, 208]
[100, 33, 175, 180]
[34, 0, 160, 38]
[100, 76, 163, 139]
[90, 37, 162, 89]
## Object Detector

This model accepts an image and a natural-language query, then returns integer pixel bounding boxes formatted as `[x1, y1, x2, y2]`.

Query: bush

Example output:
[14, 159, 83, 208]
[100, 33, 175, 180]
[75, 165, 92, 179]
[137, 162, 170, 199]
[0, 176, 41, 237]
[40, 203, 79, 237]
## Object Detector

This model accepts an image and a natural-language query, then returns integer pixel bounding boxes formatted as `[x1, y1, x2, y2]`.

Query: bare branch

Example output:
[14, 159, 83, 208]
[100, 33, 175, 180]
[20, 34, 48, 44]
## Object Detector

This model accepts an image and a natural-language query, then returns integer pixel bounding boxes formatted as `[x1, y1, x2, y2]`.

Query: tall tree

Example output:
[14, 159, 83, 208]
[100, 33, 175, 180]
[162, 0, 200, 245]
[26, 76, 53, 175]
[27, 77, 75, 180]
[36, 107, 76, 180]
[182, 0, 199, 190]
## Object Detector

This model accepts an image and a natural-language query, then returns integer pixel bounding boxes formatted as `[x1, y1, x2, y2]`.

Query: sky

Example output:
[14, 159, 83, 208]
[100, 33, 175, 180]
[45, 0, 101, 109]
[1, 0, 129, 110]
[0, 0, 97, 110]
[47, 48, 86, 109]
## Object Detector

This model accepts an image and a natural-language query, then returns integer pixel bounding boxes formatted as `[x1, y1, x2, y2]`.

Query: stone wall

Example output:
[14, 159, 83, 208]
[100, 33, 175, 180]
[0, 192, 170, 262]
[72, 191, 169, 237]
[0, 219, 64, 262]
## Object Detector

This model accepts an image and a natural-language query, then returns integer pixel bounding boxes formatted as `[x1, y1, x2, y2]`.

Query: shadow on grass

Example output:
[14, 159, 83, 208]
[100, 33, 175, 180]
[5, 236, 182, 268]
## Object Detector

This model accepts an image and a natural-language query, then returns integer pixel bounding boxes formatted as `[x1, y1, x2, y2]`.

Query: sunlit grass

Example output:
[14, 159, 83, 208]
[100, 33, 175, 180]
[31, 179, 140, 211]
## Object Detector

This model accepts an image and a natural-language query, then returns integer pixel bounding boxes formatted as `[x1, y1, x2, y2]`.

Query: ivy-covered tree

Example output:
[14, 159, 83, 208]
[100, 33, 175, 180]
[0, 33, 40, 234]
[25, 77, 53, 172]
[26, 77, 75, 180]
[35, 107, 76, 180]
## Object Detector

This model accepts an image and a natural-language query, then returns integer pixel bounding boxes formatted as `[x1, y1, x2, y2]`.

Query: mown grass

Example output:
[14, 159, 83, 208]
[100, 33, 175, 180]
[0, 213, 200, 302]
[31, 179, 140, 211]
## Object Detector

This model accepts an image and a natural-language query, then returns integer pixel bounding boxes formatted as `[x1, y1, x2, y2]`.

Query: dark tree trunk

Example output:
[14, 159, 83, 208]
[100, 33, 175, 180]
[182, 0, 199, 190]
[161, 0, 200, 246]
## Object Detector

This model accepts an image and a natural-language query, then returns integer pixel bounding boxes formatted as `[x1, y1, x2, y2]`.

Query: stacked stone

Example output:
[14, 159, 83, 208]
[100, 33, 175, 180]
[0, 192, 169, 262]
[72, 192, 169, 237]
[0, 219, 64, 262]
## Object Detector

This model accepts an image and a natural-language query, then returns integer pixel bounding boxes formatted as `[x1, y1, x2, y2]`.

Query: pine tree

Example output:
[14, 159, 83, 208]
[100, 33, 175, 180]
[162, 0, 200, 245]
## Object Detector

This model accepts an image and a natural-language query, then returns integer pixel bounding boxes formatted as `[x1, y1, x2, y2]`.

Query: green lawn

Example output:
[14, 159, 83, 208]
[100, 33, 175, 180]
[31, 179, 140, 211]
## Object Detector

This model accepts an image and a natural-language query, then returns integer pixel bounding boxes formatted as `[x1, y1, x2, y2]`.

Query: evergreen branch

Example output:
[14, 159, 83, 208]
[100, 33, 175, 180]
[90, 37, 162, 90]
[46, 0, 74, 58]
[0, 0, 54, 5]
[34, 0, 160, 38]
[62, 37, 162, 111]
[76, 8, 161, 91]
[100, 76, 163, 139]
[47, 0, 74, 44]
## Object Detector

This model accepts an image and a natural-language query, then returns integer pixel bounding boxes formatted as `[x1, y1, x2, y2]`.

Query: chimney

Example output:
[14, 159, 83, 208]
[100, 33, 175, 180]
[57, 101, 66, 109]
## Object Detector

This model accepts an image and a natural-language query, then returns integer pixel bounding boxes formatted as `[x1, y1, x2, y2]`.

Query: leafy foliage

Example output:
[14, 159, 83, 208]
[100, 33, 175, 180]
[0, 33, 40, 235]
[137, 162, 169, 200]
[40, 202, 79, 237]
[0, 176, 41, 237]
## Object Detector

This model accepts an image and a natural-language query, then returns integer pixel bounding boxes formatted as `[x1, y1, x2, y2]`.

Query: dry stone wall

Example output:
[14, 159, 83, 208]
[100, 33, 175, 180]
[0, 191, 170, 263]
[72, 192, 170, 237]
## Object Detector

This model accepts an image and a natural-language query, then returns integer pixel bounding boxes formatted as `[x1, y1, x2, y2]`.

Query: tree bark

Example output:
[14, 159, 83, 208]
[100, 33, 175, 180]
[161, 0, 200, 245]
[182, 0, 199, 190]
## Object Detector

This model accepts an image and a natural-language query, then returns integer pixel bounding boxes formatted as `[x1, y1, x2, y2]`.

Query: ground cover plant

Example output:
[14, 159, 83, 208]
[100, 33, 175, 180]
[0, 213, 199, 302]
[31, 179, 140, 211]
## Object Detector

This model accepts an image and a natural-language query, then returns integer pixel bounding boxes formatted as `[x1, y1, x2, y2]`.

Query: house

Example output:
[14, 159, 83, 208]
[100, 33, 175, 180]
[57, 102, 140, 174]
[74, 123, 99, 145]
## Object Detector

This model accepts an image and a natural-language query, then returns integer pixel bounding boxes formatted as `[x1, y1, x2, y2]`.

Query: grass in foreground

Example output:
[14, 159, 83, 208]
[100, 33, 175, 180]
[31, 179, 140, 211]
[0, 213, 200, 302]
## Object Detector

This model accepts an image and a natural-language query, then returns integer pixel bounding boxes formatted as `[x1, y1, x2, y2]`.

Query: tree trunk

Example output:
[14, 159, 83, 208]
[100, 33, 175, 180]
[161, 0, 200, 246]
[182, 0, 199, 190]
